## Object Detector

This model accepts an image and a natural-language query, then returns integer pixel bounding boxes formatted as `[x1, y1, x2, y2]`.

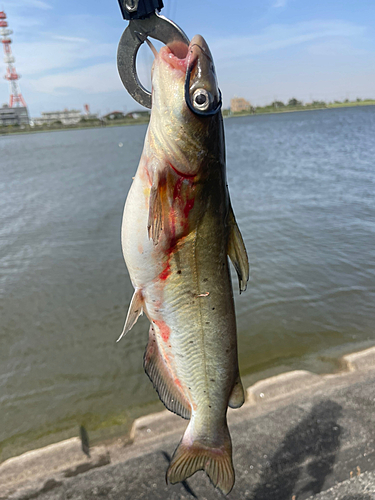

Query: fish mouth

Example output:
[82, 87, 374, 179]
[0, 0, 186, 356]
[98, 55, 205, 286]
[159, 40, 189, 72]
[159, 35, 212, 74]
[158, 35, 222, 116]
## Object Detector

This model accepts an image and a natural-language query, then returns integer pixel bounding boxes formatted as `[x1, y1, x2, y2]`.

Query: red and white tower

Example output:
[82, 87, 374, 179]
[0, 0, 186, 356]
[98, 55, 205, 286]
[0, 11, 27, 108]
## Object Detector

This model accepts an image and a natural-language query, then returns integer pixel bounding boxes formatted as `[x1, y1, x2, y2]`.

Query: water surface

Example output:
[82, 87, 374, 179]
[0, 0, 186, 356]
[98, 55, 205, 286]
[1, 107, 374, 460]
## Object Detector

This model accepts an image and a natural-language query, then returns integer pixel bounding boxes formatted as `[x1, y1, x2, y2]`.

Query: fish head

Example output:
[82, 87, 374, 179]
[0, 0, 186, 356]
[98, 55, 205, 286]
[149, 35, 224, 176]
[184, 35, 221, 117]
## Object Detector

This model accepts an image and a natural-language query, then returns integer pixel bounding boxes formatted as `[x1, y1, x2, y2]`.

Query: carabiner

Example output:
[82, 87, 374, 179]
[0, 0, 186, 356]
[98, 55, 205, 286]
[117, 11, 189, 108]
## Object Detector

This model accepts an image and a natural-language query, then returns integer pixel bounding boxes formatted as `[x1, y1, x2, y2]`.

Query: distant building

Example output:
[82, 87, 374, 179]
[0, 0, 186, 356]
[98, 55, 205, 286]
[0, 105, 29, 126]
[0, 104, 29, 126]
[125, 110, 150, 119]
[33, 109, 82, 126]
[103, 111, 125, 120]
[230, 97, 251, 113]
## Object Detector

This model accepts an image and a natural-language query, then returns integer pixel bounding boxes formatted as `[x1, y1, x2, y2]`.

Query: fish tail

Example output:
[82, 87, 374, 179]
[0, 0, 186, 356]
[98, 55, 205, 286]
[167, 421, 234, 495]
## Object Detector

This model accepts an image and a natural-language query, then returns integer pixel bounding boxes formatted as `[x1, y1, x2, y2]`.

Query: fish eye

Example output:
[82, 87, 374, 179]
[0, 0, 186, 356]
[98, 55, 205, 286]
[192, 88, 212, 112]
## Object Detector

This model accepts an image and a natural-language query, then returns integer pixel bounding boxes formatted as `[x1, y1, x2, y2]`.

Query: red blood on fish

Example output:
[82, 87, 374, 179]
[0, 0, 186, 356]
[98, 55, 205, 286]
[153, 320, 171, 342]
[184, 198, 195, 218]
[159, 262, 171, 281]
[173, 177, 183, 200]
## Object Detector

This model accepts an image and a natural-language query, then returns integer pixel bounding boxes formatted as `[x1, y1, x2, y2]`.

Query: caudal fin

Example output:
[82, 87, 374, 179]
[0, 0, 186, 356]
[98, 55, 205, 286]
[167, 423, 234, 495]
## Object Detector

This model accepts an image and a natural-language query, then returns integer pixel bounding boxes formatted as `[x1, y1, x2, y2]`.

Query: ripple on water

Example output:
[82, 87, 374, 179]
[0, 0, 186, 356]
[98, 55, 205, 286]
[1, 109, 375, 459]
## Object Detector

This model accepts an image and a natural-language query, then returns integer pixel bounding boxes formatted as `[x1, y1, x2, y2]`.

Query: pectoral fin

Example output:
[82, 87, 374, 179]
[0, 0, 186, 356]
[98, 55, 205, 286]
[147, 173, 164, 245]
[117, 289, 144, 342]
[227, 204, 249, 293]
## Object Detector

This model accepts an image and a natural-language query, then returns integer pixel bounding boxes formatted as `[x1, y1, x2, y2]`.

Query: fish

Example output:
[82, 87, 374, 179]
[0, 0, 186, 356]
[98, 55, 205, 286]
[119, 34, 249, 495]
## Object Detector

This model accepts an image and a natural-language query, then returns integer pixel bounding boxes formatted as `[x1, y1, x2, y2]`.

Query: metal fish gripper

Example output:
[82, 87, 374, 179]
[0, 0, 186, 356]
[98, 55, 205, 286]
[117, 0, 189, 108]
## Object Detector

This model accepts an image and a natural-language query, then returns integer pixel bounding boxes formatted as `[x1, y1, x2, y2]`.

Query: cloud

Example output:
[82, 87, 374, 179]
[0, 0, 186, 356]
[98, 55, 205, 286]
[28, 63, 124, 95]
[211, 20, 366, 62]
[52, 35, 89, 43]
[20, 19, 367, 100]
[273, 0, 287, 7]
[9, 0, 52, 9]
[307, 40, 367, 57]
[2, 8, 371, 117]
[15, 40, 114, 76]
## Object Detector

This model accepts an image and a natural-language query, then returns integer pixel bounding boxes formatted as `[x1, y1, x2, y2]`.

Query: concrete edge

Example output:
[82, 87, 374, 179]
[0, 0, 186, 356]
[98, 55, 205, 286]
[0, 438, 80, 469]
[246, 369, 322, 404]
[1, 345, 375, 496]
[0, 437, 110, 497]
[341, 346, 375, 372]
[129, 409, 186, 444]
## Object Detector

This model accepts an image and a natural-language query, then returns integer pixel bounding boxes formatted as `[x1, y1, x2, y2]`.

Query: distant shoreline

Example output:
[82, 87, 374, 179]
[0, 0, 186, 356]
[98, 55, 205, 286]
[0, 118, 150, 137]
[224, 100, 375, 119]
[1, 101, 375, 137]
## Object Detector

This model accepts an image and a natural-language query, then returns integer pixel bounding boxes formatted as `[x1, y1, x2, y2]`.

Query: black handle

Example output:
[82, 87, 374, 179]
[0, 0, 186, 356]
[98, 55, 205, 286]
[118, 0, 164, 20]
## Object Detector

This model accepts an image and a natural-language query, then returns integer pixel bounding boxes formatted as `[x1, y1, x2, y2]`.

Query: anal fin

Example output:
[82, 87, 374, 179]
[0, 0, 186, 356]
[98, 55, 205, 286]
[228, 375, 245, 409]
[144, 325, 191, 419]
[117, 289, 144, 342]
[227, 203, 249, 293]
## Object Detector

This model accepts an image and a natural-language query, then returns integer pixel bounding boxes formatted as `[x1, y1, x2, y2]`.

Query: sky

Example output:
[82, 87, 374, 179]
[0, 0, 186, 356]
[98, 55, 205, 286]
[1, 0, 375, 117]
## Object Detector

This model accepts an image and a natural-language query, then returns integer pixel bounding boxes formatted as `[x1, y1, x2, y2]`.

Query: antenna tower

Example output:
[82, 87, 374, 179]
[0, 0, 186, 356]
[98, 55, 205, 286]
[0, 11, 27, 107]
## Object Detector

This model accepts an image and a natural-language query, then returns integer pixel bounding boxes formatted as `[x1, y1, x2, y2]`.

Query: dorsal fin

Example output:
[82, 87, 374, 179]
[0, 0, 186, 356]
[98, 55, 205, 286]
[144, 325, 191, 419]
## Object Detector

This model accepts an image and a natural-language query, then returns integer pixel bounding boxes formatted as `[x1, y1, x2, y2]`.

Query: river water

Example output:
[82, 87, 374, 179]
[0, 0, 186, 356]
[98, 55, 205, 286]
[1, 106, 374, 461]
